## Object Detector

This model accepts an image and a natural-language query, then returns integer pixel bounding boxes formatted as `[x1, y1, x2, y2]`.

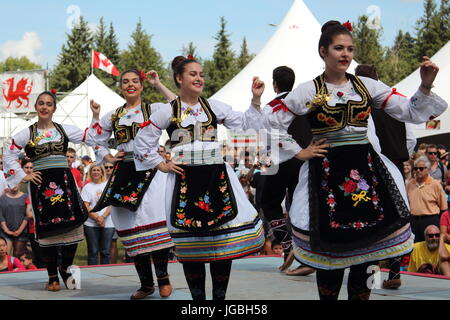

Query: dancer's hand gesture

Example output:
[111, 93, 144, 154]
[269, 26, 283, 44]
[23, 171, 42, 185]
[295, 138, 330, 161]
[251, 76, 265, 110]
[157, 161, 184, 175]
[90, 100, 101, 120]
[420, 56, 439, 95]
[145, 70, 160, 87]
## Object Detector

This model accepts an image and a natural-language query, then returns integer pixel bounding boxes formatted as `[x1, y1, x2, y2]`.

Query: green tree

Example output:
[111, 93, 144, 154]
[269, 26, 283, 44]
[379, 31, 417, 86]
[352, 15, 384, 68]
[0, 56, 41, 72]
[204, 17, 237, 97]
[415, 0, 444, 58]
[119, 19, 167, 102]
[49, 16, 93, 92]
[93, 18, 120, 90]
[236, 37, 254, 70]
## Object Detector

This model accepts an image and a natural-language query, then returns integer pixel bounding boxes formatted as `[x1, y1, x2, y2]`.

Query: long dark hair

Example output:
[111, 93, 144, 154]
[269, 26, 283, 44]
[318, 20, 353, 59]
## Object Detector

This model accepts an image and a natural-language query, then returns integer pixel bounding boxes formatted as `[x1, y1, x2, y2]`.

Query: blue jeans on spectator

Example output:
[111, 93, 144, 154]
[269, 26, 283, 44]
[84, 226, 115, 265]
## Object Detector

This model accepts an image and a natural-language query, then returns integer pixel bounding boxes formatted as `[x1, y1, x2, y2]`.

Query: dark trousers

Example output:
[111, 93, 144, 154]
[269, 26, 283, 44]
[182, 260, 233, 300]
[133, 248, 171, 289]
[316, 262, 377, 300]
[84, 226, 115, 265]
[260, 158, 302, 252]
[410, 214, 441, 243]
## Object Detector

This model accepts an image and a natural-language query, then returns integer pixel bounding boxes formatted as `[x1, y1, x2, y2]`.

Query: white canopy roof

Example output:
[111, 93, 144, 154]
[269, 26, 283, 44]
[394, 41, 450, 139]
[211, 0, 357, 139]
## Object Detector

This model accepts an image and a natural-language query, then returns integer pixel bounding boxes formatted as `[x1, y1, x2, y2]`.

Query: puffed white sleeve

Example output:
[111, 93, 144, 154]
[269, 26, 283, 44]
[405, 123, 417, 156]
[360, 76, 448, 123]
[261, 83, 314, 162]
[134, 106, 171, 171]
[209, 99, 265, 131]
[3, 128, 29, 188]
[88, 110, 115, 164]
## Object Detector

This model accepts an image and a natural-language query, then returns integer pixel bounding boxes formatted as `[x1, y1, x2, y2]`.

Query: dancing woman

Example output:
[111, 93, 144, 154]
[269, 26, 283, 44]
[263, 20, 447, 300]
[4, 91, 97, 291]
[89, 69, 176, 299]
[133, 56, 266, 300]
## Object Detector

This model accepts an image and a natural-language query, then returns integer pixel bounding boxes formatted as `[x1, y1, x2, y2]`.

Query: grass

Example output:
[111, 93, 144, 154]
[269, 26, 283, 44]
[73, 237, 127, 266]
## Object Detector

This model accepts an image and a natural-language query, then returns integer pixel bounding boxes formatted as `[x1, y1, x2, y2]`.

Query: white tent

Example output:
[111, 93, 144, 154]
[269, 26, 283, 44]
[211, 0, 357, 139]
[1, 74, 125, 156]
[394, 41, 450, 142]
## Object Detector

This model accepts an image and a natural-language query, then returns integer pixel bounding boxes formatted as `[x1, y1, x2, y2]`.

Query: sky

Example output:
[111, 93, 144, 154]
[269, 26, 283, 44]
[0, 0, 427, 69]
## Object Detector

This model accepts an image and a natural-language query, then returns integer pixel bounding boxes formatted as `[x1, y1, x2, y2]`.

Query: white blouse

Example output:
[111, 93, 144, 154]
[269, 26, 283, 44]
[4, 124, 96, 188]
[263, 76, 448, 160]
[90, 103, 168, 164]
[133, 99, 263, 171]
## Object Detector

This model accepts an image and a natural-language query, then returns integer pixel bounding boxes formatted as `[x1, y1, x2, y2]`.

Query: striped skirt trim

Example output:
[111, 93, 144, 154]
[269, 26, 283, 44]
[292, 224, 414, 270]
[117, 221, 174, 257]
[38, 225, 84, 247]
[172, 218, 265, 262]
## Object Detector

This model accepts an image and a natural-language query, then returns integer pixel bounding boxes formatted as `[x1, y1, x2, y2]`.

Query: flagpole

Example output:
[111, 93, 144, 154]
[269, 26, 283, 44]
[91, 49, 93, 75]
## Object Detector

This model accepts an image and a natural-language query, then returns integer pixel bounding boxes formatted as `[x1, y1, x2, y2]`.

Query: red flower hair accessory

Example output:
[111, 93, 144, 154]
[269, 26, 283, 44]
[139, 70, 148, 81]
[187, 54, 195, 60]
[51, 89, 57, 95]
[343, 21, 353, 32]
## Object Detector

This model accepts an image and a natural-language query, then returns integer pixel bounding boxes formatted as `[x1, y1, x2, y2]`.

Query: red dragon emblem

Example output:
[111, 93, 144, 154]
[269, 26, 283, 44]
[2, 77, 33, 109]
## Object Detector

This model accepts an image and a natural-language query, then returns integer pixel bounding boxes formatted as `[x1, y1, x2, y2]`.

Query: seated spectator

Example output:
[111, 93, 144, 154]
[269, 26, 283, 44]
[278, 248, 316, 276]
[439, 210, 450, 276]
[20, 250, 38, 270]
[408, 225, 450, 274]
[271, 240, 283, 256]
[0, 186, 28, 257]
[0, 236, 25, 272]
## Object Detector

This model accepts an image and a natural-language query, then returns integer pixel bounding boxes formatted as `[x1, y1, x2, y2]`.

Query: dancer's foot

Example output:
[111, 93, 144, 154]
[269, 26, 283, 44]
[157, 275, 172, 297]
[130, 286, 155, 300]
[382, 279, 401, 289]
[45, 276, 60, 292]
[285, 266, 316, 276]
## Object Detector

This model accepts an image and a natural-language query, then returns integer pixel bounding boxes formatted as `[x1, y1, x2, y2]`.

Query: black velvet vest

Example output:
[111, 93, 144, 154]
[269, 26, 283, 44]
[307, 73, 373, 135]
[24, 122, 69, 162]
[166, 97, 218, 148]
[111, 102, 152, 145]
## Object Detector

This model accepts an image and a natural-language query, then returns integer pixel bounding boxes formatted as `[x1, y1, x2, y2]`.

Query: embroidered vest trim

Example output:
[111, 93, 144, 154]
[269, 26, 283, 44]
[307, 73, 373, 135]
[25, 122, 69, 162]
[112, 102, 152, 145]
[167, 97, 218, 148]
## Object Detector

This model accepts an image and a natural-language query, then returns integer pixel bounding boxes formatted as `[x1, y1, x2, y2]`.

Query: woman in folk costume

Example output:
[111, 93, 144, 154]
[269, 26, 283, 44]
[263, 20, 448, 300]
[4, 90, 97, 291]
[133, 56, 266, 300]
[89, 69, 176, 299]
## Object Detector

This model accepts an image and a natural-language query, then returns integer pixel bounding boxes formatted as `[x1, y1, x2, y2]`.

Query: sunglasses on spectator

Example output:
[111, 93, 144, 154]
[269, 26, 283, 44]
[426, 233, 440, 238]
[428, 152, 439, 155]
[413, 167, 427, 171]
[104, 166, 114, 169]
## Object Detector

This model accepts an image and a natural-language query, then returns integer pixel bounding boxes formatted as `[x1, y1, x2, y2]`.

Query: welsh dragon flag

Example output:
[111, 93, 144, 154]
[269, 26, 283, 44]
[92, 51, 120, 76]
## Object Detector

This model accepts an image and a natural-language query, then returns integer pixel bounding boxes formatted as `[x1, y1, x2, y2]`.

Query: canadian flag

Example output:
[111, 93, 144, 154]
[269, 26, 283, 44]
[92, 51, 120, 76]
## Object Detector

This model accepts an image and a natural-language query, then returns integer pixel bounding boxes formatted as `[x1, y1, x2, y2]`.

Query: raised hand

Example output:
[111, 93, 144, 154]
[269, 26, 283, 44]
[295, 138, 330, 161]
[90, 100, 101, 120]
[145, 70, 160, 87]
[420, 56, 439, 94]
[252, 76, 265, 98]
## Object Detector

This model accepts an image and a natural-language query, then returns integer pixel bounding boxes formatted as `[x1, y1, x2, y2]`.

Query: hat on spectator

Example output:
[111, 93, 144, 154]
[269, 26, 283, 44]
[81, 155, 92, 161]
